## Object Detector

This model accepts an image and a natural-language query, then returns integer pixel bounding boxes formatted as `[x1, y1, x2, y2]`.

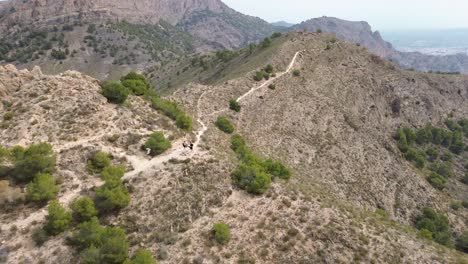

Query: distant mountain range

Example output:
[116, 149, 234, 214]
[1, 1, 468, 77]
[294, 17, 468, 73]
[271, 21, 294, 28]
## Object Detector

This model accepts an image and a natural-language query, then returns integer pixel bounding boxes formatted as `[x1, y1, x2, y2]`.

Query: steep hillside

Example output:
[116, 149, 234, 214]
[0, 0, 276, 80]
[293, 16, 468, 73]
[0, 33, 467, 264]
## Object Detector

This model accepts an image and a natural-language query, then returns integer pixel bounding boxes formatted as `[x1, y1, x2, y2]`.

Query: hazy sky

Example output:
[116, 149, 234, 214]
[223, 0, 468, 31]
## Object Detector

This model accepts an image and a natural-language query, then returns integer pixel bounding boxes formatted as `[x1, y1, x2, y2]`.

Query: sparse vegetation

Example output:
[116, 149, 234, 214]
[215, 116, 235, 134]
[213, 222, 231, 245]
[229, 99, 241, 112]
[268, 84, 276, 90]
[125, 249, 157, 264]
[292, 69, 300, 76]
[394, 120, 466, 189]
[415, 208, 452, 247]
[144, 132, 171, 156]
[230, 134, 291, 194]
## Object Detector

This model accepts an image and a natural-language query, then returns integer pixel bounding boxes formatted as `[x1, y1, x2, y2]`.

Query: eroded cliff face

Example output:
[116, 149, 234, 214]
[3, 0, 226, 24]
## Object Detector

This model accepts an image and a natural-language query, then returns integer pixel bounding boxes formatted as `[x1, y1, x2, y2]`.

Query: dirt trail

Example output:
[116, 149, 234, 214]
[2, 51, 302, 232]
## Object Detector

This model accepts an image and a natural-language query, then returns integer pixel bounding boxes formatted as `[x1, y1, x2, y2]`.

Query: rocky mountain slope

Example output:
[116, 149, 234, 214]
[294, 16, 468, 73]
[0, 0, 276, 80]
[1, 32, 466, 264]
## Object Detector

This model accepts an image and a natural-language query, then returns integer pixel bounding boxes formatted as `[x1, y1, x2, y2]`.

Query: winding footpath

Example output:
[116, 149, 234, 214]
[2, 51, 302, 232]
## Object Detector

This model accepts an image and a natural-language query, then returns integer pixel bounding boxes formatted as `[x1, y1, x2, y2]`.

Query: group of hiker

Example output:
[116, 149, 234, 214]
[183, 140, 194, 150]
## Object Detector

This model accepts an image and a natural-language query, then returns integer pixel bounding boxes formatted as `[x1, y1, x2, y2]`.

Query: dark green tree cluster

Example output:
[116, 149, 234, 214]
[44, 200, 72, 235]
[394, 121, 466, 190]
[261, 37, 272, 48]
[26, 173, 60, 204]
[121, 72, 150, 96]
[103, 72, 193, 131]
[215, 116, 235, 134]
[95, 165, 130, 213]
[230, 134, 291, 194]
[101, 82, 130, 104]
[12, 142, 56, 182]
[216, 50, 237, 63]
[87, 151, 111, 173]
[456, 231, 468, 253]
[415, 208, 452, 247]
[213, 222, 231, 245]
[144, 132, 171, 156]
[229, 99, 241, 112]
[72, 217, 157, 264]
[70, 196, 98, 223]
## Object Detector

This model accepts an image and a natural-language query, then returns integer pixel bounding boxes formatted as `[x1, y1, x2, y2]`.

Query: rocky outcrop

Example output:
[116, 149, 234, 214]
[0, 0, 274, 49]
[293, 16, 468, 73]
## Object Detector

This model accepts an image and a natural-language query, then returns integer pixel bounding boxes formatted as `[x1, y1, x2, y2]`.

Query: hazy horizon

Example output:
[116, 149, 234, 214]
[223, 0, 468, 31]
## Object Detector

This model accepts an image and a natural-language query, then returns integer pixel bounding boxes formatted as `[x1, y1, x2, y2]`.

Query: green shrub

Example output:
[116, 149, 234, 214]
[13, 143, 56, 182]
[151, 97, 192, 130]
[292, 70, 300, 77]
[404, 147, 426, 168]
[95, 184, 130, 213]
[175, 114, 192, 131]
[441, 152, 453, 162]
[144, 132, 171, 156]
[416, 208, 452, 247]
[416, 126, 432, 145]
[213, 222, 231, 245]
[26, 173, 59, 204]
[100, 165, 125, 185]
[71, 197, 98, 222]
[427, 172, 446, 190]
[87, 151, 111, 173]
[3, 112, 13, 121]
[261, 37, 271, 48]
[44, 200, 72, 235]
[445, 119, 462, 132]
[101, 82, 130, 104]
[449, 131, 464, 154]
[456, 231, 468, 253]
[268, 84, 276, 90]
[435, 162, 454, 178]
[229, 99, 241, 112]
[74, 217, 129, 264]
[402, 127, 416, 145]
[417, 229, 433, 240]
[121, 71, 147, 82]
[254, 71, 264, 81]
[451, 201, 463, 211]
[72, 217, 104, 248]
[264, 64, 274, 74]
[262, 159, 291, 180]
[425, 147, 439, 162]
[232, 164, 271, 194]
[121, 80, 148, 96]
[215, 116, 235, 134]
[125, 249, 157, 264]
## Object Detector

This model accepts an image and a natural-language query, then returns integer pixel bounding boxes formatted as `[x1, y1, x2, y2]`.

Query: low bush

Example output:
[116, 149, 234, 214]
[44, 200, 72, 235]
[125, 249, 157, 264]
[213, 222, 231, 245]
[215, 116, 235, 134]
[121, 79, 149, 96]
[268, 84, 276, 90]
[292, 70, 300, 76]
[175, 114, 192, 131]
[32, 227, 49, 246]
[87, 151, 111, 173]
[144, 132, 171, 156]
[232, 164, 271, 194]
[416, 208, 452, 247]
[95, 184, 130, 213]
[3, 112, 13, 121]
[101, 82, 130, 104]
[262, 159, 291, 180]
[70, 197, 98, 223]
[264, 64, 274, 74]
[26, 173, 59, 204]
[426, 172, 446, 190]
[13, 143, 56, 182]
[229, 99, 241, 112]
